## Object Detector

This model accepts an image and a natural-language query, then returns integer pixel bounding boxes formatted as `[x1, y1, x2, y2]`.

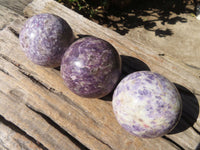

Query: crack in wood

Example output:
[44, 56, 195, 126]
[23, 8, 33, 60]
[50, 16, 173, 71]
[162, 136, 184, 150]
[26, 104, 89, 150]
[0, 115, 48, 150]
[158, 53, 165, 56]
[19, 69, 51, 91]
[18, 67, 100, 127]
[192, 126, 200, 135]
[55, 91, 100, 125]
[87, 130, 112, 150]
[184, 63, 200, 70]
[18, 68, 92, 120]
[8, 26, 19, 37]
[0, 68, 10, 76]
[0, 53, 21, 68]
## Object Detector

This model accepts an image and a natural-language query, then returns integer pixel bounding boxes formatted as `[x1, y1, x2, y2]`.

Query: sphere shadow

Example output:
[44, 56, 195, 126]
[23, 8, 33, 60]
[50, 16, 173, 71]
[54, 66, 61, 71]
[76, 34, 91, 39]
[195, 143, 200, 150]
[168, 83, 199, 134]
[101, 55, 150, 101]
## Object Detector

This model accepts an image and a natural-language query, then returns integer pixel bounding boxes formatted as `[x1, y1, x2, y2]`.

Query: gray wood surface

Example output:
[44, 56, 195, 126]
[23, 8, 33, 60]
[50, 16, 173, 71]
[0, 0, 32, 15]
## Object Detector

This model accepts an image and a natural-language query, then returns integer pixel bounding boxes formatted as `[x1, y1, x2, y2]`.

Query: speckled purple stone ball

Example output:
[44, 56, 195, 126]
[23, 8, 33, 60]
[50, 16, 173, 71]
[61, 36, 121, 98]
[19, 13, 74, 67]
[112, 71, 182, 138]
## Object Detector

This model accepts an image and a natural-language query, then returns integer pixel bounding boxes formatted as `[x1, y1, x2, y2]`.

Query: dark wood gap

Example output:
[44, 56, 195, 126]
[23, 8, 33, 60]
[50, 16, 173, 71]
[162, 136, 184, 150]
[8, 26, 19, 37]
[26, 104, 89, 150]
[0, 114, 48, 150]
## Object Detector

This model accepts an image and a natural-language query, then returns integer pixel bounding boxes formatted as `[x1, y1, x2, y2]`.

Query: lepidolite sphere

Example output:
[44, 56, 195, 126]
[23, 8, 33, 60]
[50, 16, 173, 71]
[112, 71, 182, 138]
[61, 36, 121, 98]
[19, 13, 74, 67]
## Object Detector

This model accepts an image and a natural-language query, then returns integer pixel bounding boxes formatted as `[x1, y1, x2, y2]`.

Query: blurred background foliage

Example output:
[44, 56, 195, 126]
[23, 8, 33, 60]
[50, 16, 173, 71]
[56, 0, 196, 35]
[56, 0, 132, 18]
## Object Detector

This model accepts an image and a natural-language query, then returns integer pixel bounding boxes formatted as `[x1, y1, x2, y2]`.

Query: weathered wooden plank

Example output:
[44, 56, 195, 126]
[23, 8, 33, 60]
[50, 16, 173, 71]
[0, 118, 43, 150]
[0, 5, 84, 150]
[0, 0, 32, 15]
[0, 0, 199, 149]
[0, 27, 180, 150]
[24, 0, 200, 98]
[0, 5, 25, 31]
[0, 63, 82, 150]
[23, 0, 200, 145]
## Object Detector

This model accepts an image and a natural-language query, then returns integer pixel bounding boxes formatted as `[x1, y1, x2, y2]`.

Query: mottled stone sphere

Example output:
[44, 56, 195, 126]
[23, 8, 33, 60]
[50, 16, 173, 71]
[19, 13, 74, 67]
[61, 36, 121, 98]
[112, 71, 182, 138]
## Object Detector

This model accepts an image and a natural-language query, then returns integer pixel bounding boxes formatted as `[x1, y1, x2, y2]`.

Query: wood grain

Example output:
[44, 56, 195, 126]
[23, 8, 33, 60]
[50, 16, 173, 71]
[24, 0, 200, 97]
[0, 58, 83, 150]
[0, 118, 43, 150]
[0, 5, 84, 150]
[24, 0, 200, 129]
[0, 26, 180, 150]
[0, 0, 199, 149]
[0, 0, 32, 15]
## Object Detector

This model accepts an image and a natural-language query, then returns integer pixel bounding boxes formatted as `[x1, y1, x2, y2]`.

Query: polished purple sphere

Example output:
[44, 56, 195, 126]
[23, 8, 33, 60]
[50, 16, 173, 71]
[112, 71, 182, 138]
[61, 36, 121, 98]
[19, 13, 74, 67]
